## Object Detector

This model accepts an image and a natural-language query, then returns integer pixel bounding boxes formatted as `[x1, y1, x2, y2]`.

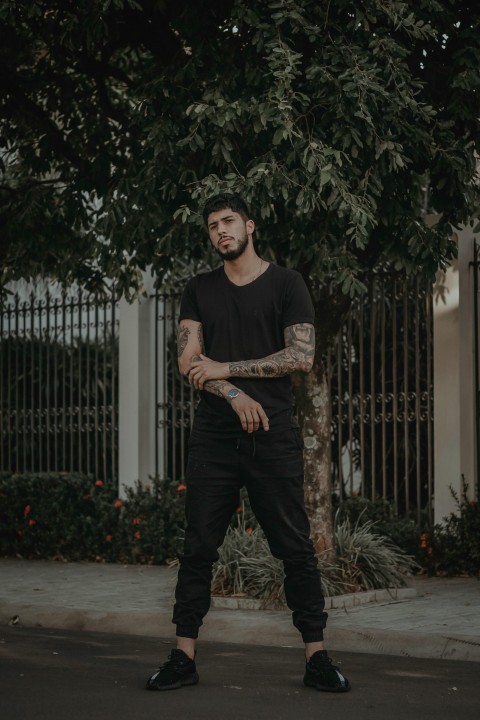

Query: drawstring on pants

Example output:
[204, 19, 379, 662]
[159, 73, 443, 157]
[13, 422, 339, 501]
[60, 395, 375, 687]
[235, 436, 256, 456]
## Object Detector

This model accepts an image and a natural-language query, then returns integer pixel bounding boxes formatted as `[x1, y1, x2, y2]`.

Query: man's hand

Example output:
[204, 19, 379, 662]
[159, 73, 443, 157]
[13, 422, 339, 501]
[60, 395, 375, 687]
[187, 354, 230, 389]
[230, 393, 269, 433]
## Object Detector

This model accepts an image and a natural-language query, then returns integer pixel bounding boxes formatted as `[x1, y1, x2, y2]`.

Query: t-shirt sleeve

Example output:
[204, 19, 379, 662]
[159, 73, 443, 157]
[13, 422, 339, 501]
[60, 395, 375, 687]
[178, 278, 201, 323]
[282, 271, 315, 328]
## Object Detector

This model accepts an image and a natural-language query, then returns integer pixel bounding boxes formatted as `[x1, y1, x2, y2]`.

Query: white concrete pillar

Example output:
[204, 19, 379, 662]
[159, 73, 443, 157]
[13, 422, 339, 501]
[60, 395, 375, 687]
[118, 273, 157, 497]
[433, 228, 478, 524]
[457, 228, 478, 499]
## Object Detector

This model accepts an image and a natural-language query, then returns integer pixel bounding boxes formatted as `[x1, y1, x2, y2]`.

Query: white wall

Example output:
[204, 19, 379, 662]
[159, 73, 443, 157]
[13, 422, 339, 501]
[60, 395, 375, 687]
[433, 227, 478, 524]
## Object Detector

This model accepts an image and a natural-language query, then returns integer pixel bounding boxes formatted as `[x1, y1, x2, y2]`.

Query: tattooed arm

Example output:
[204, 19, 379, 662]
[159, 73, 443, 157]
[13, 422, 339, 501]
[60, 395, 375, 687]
[187, 322, 315, 389]
[177, 319, 269, 431]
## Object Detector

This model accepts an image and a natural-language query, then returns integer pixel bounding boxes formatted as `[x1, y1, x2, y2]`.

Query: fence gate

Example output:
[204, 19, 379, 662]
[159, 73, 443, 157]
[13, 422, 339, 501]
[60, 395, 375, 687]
[0, 287, 119, 483]
[154, 274, 434, 521]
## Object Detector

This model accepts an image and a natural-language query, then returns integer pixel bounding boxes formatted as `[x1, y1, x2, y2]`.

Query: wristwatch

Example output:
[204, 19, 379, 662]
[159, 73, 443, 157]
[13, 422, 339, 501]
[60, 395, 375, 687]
[227, 388, 242, 401]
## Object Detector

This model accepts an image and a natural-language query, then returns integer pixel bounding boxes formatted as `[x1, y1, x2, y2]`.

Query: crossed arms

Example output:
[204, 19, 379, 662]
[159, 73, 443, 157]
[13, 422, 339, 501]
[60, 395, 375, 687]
[177, 319, 315, 432]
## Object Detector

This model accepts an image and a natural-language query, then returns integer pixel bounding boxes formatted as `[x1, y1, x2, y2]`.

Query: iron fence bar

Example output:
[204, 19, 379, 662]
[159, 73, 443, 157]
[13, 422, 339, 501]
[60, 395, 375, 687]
[30, 293, 35, 472]
[111, 293, 117, 484]
[22, 299, 28, 471]
[380, 278, 387, 498]
[154, 293, 159, 478]
[53, 297, 59, 472]
[45, 292, 51, 473]
[369, 279, 376, 500]
[163, 296, 169, 480]
[358, 295, 365, 496]
[0, 304, 3, 471]
[426, 288, 433, 522]
[414, 278, 422, 522]
[392, 278, 399, 512]
[85, 294, 91, 476]
[68, 296, 73, 472]
[77, 292, 82, 474]
[14, 295, 20, 471]
[347, 311, 354, 494]
[102, 297, 108, 482]
[473, 240, 480, 497]
[94, 302, 99, 481]
[171, 296, 177, 483]
[7, 302, 12, 470]
[38, 297, 44, 470]
[403, 284, 410, 513]
[61, 292, 67, 472]
[336, 333, 343, 492]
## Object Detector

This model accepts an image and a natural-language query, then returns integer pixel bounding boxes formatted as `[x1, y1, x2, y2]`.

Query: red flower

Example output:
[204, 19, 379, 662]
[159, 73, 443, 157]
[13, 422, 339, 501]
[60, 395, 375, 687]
[114, 499, 123, 508]
[105, 534, 113, 542]
[28, 519, 36, 526]
[95, 480, 104, 487]
[177, 483, 187, 492]
[236, 505, 243, 513]
[83, 494, 92, 501]
[134, 531, 141, 540]
[133, 517, 141, 525]
[427, 547, 433, 555]
[23, 504, 31, 517]
[245, 527, 253, 535]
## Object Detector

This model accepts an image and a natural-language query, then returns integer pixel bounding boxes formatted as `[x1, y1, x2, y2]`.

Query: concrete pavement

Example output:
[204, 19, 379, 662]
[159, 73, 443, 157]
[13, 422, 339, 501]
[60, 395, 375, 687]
[0, 558, 479, 661]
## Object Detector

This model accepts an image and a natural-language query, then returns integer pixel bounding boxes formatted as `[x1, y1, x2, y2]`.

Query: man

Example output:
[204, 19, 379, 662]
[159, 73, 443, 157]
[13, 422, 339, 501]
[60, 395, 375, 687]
[146, 193, 350, 693]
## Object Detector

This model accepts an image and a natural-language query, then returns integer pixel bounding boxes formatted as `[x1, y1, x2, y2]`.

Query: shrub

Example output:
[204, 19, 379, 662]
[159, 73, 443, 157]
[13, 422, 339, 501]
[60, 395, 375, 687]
[429, 479, 480, 577]
[0, 472, 185, 564]
[335, 495, 428, 563]
[211, 499, 418, 603]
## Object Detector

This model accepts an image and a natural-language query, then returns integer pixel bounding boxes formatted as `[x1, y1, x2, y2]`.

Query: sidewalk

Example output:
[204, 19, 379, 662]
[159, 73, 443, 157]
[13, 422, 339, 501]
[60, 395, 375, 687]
[1, 558, 479, 661]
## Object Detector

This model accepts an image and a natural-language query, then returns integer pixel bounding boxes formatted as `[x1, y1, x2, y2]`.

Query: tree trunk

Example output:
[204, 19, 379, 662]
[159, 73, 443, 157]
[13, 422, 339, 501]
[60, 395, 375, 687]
[293, 362, 335, 561]
[292, 285, 352, 561]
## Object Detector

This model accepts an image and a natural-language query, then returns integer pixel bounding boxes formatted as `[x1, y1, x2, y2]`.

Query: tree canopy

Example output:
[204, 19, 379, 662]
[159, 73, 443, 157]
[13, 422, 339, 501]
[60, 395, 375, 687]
[1, 0, 479, 315]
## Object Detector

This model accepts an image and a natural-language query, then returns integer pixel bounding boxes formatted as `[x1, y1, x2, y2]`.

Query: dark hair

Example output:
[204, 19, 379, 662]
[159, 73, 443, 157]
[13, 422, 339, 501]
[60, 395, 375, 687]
[202, 193, 250, 226]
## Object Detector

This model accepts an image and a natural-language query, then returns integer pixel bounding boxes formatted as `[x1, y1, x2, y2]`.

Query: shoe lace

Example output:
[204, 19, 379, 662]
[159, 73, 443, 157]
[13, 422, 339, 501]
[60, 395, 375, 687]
[159, 652, 183, 671]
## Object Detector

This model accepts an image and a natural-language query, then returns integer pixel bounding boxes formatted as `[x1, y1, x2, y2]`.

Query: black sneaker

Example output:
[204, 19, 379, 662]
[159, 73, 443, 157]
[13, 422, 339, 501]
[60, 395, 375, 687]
[146, 649, 199, 691]
[304, 650, 351, 693]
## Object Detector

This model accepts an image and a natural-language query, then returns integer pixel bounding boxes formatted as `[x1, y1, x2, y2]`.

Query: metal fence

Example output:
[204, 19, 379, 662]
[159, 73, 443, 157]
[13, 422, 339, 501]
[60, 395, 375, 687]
[0, 288, 119, 482]
[329, 274, 433, 522]
[154, 274, 434, 520]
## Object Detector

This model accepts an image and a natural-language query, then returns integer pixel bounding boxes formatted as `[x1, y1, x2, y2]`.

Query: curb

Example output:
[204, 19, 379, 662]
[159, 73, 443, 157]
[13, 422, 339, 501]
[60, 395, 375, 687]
[211, 587, 417, 611]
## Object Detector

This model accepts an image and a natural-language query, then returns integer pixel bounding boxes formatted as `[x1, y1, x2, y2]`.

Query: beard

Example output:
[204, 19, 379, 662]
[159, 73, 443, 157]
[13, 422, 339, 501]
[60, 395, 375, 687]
[214, 231, 248, 261]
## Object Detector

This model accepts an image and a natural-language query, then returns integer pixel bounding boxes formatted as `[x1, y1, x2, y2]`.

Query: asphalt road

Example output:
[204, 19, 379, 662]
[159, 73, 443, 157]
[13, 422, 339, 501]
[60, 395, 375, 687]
[1, 627, 479, 720]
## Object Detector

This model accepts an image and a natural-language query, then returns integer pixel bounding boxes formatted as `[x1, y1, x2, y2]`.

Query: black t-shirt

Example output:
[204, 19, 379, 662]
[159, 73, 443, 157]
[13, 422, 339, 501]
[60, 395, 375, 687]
[179, 263, 315, 433]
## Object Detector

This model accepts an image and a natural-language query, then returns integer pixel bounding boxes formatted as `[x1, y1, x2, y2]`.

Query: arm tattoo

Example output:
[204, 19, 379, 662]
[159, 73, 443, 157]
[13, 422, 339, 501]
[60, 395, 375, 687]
[197, 324, 204, 353]
[189, 354, 234, 399]
[228, 323, 315, 377]
[177, 325, 191, 358]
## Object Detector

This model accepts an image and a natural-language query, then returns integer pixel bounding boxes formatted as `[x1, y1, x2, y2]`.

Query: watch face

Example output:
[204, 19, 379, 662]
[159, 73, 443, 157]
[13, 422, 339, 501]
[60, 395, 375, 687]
[228, 389, 240, 399]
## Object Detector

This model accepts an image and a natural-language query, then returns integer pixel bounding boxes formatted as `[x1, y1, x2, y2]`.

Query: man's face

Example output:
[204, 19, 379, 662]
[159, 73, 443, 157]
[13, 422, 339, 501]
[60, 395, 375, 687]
[206, 208, 254, 261]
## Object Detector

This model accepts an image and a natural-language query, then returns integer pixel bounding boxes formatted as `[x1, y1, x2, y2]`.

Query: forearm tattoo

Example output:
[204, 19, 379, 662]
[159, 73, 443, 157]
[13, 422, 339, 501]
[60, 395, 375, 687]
[189, 353, 233, 399]
[177, 325, 190, 358]
[228, 323, 315, 377]
[197, 324, 204, 353]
